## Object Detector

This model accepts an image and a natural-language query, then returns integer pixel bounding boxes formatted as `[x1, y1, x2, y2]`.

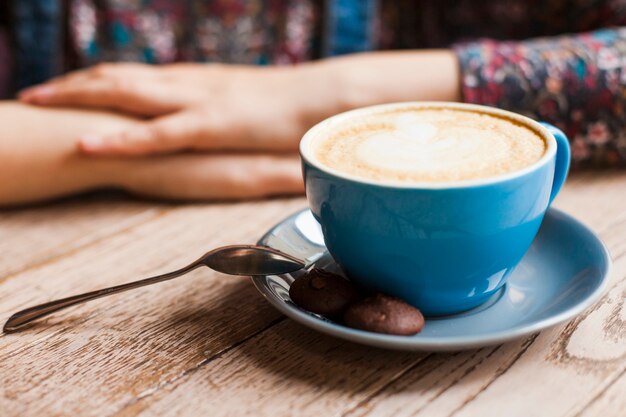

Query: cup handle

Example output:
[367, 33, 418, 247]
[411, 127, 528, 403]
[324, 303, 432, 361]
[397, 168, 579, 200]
[540, 123, 571, 206]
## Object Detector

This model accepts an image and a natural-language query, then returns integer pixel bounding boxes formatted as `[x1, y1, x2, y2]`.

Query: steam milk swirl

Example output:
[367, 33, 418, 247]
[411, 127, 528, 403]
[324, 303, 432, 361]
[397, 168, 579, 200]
[313, 108, 546, 183]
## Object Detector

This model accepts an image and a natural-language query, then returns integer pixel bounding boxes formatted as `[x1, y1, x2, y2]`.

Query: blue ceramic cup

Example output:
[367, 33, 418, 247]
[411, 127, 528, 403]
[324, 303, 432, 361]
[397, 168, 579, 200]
[300, 102, 571, 316]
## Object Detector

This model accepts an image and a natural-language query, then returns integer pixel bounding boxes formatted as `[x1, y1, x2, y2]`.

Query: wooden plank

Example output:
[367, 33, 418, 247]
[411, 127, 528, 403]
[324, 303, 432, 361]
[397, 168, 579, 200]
[341, 337, 537, 417]
[0, 196, 161, 279]
[0, 198, 306, 417]
[553, 170, 626, 232]
[577, 368, 626, 417]
[114, 319, 429, 417]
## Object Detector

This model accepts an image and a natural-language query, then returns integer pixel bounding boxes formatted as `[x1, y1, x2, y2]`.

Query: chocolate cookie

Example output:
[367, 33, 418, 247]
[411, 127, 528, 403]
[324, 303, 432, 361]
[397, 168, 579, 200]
[343, 293, 425, 335]
[289, 268, 360, 318]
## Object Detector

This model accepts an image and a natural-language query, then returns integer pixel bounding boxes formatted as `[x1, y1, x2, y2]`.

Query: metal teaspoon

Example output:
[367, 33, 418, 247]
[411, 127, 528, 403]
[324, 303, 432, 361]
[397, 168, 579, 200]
[3, 245, 305, 333]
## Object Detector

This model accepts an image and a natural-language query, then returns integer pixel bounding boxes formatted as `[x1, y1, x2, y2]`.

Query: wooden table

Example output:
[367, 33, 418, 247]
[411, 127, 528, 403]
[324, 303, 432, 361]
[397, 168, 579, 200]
[0, 171, 624, 417]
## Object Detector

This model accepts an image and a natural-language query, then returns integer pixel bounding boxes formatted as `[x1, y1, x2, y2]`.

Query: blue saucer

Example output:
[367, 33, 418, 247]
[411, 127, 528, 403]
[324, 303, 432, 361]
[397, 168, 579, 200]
[251, 208, 611, 351]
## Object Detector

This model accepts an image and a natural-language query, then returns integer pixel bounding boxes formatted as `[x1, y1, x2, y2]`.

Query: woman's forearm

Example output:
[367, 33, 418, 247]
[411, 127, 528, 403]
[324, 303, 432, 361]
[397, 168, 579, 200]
[0, 102, 140, 205]
[308, 50, 461, 118]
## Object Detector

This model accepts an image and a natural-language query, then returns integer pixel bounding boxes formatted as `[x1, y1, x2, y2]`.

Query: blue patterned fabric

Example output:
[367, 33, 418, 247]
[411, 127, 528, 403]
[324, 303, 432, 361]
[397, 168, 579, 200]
[12, 0, 62, 90]
[8, 0, 388, 86]
[323, 0, 378, 56]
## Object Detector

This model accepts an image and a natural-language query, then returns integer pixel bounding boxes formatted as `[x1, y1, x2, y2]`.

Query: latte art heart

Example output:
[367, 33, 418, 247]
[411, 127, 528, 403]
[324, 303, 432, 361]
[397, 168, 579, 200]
[313, 108, 546, 183]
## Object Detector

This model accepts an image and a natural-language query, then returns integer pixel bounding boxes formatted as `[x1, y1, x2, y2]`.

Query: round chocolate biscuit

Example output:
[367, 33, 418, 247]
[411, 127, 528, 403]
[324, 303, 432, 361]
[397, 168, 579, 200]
[289, 268, 360, 318]
[343, 293, 425, 335]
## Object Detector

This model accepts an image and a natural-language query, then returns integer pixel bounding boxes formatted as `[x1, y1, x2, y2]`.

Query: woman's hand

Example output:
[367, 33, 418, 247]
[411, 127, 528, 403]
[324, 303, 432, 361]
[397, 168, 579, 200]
[110, 153, 303, 201]
[19, 63, 334, 156]
[0, 102, 302, 206]
[19, 51, 460, 157]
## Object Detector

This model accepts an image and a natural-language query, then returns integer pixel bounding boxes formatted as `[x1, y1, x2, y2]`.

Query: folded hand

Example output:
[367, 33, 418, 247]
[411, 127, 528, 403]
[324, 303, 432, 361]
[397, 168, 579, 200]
[20, 63, 328, 156]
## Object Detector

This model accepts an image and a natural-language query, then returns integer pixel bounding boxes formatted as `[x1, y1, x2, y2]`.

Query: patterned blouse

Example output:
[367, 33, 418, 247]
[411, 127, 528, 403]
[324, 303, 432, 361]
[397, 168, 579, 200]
[3, 0, 626, 167]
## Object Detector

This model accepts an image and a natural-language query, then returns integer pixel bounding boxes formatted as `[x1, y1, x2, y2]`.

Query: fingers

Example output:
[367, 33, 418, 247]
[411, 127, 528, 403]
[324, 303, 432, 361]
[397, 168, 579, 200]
[120, 154, 304, 200]
[19, 64, 180, 116]
[78, 106, 302, 156]
[78, 112, 202, 155]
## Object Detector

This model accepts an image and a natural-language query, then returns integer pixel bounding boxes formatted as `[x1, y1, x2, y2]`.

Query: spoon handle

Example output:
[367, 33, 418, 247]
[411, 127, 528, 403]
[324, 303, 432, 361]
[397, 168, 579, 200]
[3, 262, 203, 333]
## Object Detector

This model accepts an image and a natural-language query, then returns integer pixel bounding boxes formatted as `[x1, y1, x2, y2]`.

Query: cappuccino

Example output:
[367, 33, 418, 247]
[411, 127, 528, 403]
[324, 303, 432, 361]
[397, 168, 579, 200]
[312, 107, 546, 183]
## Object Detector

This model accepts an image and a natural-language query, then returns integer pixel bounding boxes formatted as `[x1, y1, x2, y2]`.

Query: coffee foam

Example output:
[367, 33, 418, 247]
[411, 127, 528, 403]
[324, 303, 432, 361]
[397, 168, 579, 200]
[312, 107, 546, 183]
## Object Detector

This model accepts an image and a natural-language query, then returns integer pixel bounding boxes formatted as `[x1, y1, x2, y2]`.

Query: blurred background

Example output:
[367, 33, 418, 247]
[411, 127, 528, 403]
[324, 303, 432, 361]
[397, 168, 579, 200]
[1, 1, 625, 206]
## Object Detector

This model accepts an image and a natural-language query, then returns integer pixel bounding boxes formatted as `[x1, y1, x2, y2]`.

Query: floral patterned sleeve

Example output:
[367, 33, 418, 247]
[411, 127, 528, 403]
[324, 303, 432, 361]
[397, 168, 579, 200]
[454, 28, 626, 167]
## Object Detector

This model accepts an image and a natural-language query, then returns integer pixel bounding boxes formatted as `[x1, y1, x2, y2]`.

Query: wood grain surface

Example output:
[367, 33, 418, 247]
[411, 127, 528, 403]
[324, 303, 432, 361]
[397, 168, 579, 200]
[1, 172, 624, 417]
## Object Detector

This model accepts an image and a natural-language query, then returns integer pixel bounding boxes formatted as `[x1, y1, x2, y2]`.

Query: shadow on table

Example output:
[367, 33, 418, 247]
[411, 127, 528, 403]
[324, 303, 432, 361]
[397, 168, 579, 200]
[235, 313, 522, 402]
[131, 276, 508, 400]
[147, 271, 529, 402]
